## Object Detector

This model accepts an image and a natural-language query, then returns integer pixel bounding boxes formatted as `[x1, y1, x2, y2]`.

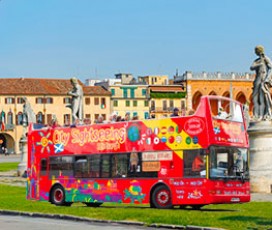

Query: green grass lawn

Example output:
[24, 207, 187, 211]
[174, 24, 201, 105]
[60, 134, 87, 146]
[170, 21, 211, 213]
[0, 184, 271, 230]
[0, 162, 19, 172]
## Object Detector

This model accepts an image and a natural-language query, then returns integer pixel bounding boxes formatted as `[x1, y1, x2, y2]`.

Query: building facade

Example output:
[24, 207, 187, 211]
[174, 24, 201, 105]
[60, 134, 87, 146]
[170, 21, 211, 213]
[148, 85, 186, 118]
[174, 71, 255, 114]
[110, 84, 149, 119]
[0, 78, 111, 154]
[138, 75, 169, 85]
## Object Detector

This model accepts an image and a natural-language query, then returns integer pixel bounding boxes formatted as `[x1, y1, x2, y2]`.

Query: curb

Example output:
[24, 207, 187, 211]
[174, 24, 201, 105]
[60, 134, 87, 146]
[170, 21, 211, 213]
[0, 209, 224, 230]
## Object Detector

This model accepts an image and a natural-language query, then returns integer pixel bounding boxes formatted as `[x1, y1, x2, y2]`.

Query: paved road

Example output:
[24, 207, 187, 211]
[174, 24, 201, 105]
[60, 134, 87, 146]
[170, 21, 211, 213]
[0, 154, 20, 163]
[0, 215, 163, 230]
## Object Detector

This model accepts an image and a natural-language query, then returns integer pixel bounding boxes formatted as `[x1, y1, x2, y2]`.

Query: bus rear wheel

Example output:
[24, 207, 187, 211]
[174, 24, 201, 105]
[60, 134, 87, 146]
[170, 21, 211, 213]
[51, 185, 69, 206]
[151, 185, 172, 209]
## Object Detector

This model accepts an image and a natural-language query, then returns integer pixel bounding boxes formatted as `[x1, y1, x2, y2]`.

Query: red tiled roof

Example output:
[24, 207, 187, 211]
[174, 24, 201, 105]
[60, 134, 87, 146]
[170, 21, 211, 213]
[0, 78, 111, 96]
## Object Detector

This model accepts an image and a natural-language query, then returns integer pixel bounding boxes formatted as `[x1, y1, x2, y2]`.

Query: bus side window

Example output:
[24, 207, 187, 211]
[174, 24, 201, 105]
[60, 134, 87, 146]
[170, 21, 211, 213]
[89, 155, 100, 178]
[112, 154, 128, 178]
[129, 152, 140, 173]
[40, 158, 47, 176]
[75, 156, 89, 178]
[101, 155, 110, 178]
[183, 149, 206, 177]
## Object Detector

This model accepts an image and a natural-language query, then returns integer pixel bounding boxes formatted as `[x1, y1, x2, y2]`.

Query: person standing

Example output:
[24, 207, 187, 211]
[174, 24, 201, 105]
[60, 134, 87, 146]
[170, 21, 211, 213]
[250, 45, 272, 120]
[170, 107, 179, 117]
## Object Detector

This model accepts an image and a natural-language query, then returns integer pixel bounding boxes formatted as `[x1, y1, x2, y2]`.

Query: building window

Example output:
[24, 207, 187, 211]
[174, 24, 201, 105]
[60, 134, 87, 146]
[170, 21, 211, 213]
[142, 89, 147, 96]
[144, 112, 149, 119]
[16, 112, 23, 125]
[123, 88, 128, 98]
[7, 111, 13, 125]
[36, 97, 44, 104]
[144, 100, 149, 107]
[126, 100, 130, 107]
[36, 112, 44, 124]
[101, 98, 106, 108]
[113, 100, 118, 107]
[64, 114, 70, 126]
[133, 101, 137, 107]
[94, 114, 99, 120]
[111, 89, 115, 96]
[5, 97, 15, 104]
[133, 112, 138, 117]
[94, 98, 99, 105]
[17, 97, 25, 104]
[130, 89, 135, 98]
[63, 97, 71, 104]
[46, 97, 53, 104]
[85, 98, 91, 105]
[181, 100, 185, 109]
[163, 100, 167, 111]
[170, 100, 174, 110]
[151, 101, 155, 111]
[47, 114, 53, 124]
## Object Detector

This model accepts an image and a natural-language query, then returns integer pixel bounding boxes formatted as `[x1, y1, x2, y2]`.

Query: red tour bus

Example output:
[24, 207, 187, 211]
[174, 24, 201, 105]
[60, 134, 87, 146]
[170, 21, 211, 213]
[27, 96, 250, 209]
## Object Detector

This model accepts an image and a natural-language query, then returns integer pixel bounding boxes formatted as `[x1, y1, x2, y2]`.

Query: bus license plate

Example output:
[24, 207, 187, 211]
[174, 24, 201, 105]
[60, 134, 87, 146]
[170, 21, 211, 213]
[231, 198, 240, 202]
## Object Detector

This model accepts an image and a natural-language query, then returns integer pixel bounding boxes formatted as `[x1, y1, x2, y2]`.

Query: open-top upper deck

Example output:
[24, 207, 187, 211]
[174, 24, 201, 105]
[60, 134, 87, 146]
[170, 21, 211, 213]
[28, 96, 248, 157]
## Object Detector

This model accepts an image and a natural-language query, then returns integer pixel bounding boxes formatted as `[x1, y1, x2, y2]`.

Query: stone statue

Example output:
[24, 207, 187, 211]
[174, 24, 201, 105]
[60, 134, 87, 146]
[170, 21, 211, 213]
[250, 45, 272, 120]
[67, 77, 83, 123]
[22, 97, 36, 125]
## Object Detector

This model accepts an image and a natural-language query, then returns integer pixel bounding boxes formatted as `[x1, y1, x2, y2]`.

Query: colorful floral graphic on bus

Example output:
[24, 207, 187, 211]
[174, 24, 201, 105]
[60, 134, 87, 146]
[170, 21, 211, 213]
[52, 177, 122, 203]
[124, 180, 145, 203]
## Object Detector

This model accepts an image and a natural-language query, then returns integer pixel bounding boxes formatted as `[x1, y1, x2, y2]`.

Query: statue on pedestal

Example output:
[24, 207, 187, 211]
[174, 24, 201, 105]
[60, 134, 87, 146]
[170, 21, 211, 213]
[18, 97, 36, 177]
[66, 77, 83, 123]
[250, 45, 272, 120]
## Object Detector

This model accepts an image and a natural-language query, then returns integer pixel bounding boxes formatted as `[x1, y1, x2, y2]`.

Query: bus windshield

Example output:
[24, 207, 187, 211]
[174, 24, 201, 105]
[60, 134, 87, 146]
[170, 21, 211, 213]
[209, 146, 249, 180]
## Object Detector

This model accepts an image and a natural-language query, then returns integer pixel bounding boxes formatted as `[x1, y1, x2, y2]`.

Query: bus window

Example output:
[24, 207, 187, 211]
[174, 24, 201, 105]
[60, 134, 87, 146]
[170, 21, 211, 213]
[40, 158, 47, 176]
[129, 152, 139, 172]
[89, 155, 100, 178]
[75, 156, 89, 178]
[183, 149, 206, 177]
[209, 146, 249, 179]
[49, 156, 73, 178]
[112, 154, 128, 178]
[101, 155, 110, 178]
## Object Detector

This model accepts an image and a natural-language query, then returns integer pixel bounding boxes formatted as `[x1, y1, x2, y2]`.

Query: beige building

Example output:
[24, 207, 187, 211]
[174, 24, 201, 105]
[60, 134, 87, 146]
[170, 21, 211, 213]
[138, 75, 169, 85]
[148, 85, 186, 118]
[110, 84, 149, 119]
[0, 78, 111, 154]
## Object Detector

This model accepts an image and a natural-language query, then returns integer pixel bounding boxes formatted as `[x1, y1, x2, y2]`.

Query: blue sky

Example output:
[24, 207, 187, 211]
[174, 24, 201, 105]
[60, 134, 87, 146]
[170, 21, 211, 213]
[0, 0, 271, 82]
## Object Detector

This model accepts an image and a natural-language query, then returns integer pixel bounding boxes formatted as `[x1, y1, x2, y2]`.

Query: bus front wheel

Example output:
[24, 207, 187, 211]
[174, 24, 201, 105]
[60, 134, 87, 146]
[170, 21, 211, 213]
[151, 185, 172, 209]
[51, 185, 69, 206]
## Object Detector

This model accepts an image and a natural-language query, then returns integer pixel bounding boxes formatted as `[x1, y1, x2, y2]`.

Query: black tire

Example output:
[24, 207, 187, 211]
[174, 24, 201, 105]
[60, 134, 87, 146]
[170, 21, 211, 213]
[151, 185, 172, 209]
[191, 205, 204, 210]
[51, 185, 67, 206]
[84, 202, 103, 207]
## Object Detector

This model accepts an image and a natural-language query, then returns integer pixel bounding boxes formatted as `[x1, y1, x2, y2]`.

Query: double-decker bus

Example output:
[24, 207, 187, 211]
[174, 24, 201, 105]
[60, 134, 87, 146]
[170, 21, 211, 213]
[27, 96, 250, 209]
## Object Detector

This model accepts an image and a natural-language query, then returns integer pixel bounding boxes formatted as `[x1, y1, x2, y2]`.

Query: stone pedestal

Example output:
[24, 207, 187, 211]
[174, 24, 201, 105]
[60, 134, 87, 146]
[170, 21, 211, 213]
[17, 136, 27, 177]
[248, 121, 272, 193]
